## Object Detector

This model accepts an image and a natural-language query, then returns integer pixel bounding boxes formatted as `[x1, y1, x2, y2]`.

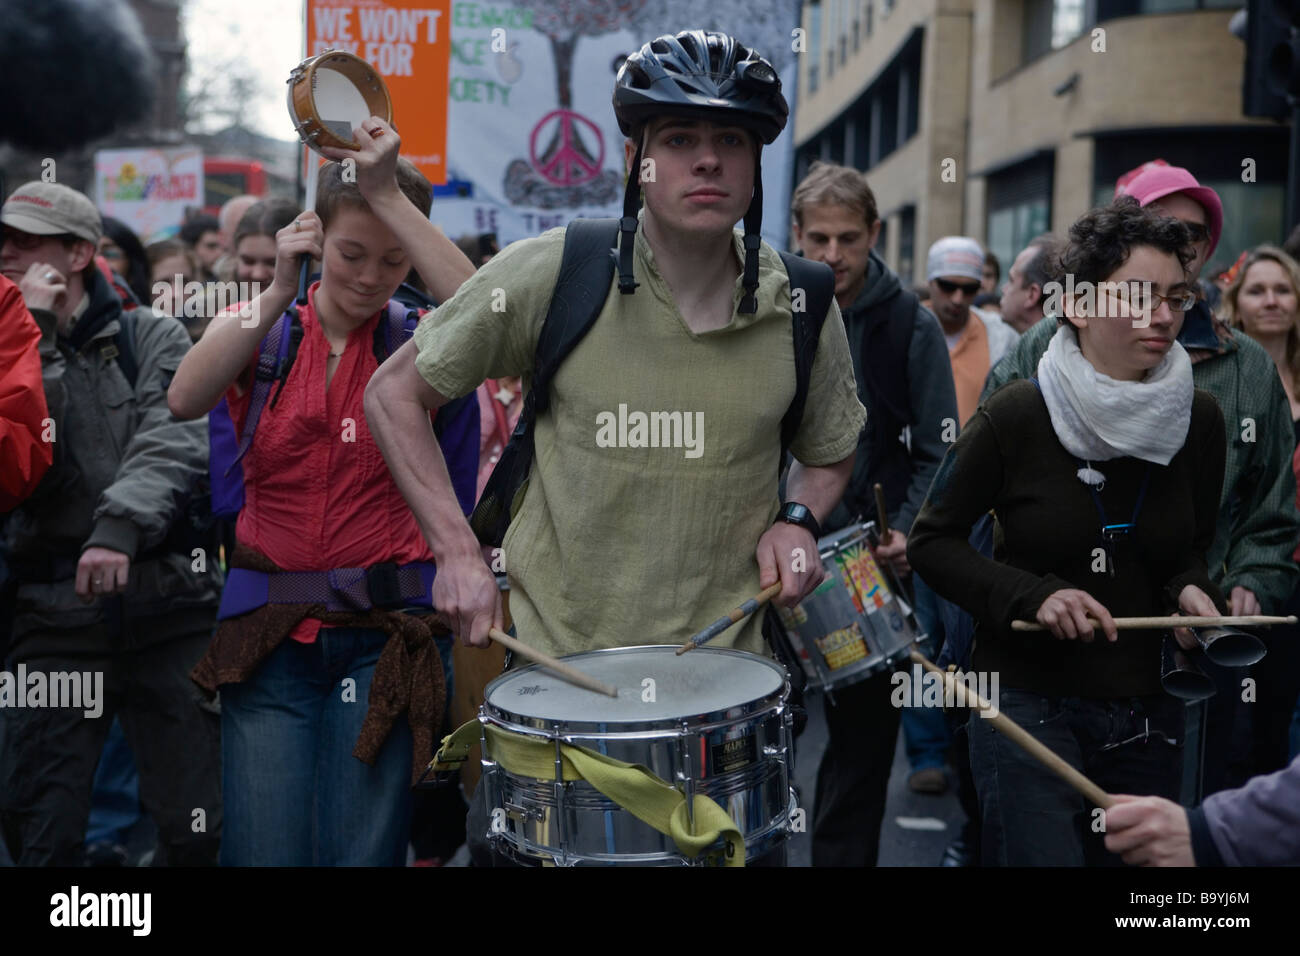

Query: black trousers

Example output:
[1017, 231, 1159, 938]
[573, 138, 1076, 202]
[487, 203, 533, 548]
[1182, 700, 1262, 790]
[1251, 584, 1300, 777]
[968, 689, 1183, 867]
[0, 629, 221, 866]
[811, 668, 902, 867]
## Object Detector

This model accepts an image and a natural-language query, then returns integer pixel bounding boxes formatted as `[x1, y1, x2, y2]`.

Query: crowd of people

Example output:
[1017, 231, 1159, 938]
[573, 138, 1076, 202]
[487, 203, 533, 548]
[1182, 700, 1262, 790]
[1, 29, 1298, 868]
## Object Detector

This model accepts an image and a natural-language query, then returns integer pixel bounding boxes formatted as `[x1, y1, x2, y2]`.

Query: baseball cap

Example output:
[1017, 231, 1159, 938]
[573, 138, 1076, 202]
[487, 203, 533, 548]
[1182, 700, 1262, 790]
[927, 237, 985, 282]
[1, 182, 102, 245]
[1115, 162, 1222, 258]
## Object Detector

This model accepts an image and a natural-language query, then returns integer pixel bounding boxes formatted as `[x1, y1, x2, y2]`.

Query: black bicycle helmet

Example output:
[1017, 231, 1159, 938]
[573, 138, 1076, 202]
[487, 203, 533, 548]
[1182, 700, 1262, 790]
[613, 31, 789, 145]
[612, 31, 788, 313]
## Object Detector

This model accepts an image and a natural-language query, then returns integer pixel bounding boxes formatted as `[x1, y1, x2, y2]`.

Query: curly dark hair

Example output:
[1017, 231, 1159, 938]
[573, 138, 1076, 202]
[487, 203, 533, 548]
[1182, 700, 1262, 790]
[1058, 195, 1194, 290]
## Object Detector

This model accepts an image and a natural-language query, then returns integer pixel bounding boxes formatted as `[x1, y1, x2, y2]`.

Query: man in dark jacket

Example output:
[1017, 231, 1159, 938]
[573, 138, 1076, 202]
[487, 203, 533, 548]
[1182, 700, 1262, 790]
[0, 182, 222, 866]
[791, 162, 959, 866]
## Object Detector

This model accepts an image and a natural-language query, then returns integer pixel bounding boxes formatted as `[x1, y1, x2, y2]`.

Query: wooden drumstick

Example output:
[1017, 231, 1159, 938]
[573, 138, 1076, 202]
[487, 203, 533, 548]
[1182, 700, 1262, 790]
[488, 627, 618, 698]
[909, 651, 1115, 809]
[677, 582, 784, 655]
[873, 482, 890, 538]
[1012, 614, 1297, 632]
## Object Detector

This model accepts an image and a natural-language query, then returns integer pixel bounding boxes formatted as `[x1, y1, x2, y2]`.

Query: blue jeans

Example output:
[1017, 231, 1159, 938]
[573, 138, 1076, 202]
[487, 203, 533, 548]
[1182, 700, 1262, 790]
[219, 627, 413, 866]
[968, 689, 1184, 866]
[900, 574, 952, 772]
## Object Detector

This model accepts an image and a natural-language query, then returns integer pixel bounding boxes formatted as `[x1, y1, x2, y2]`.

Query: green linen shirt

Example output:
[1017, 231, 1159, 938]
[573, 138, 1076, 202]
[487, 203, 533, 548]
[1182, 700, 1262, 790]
[414, 225, 867, 658]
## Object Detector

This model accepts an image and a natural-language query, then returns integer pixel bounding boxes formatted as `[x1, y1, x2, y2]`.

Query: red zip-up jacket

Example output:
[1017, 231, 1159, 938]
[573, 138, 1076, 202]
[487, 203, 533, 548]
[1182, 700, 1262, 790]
[0, 275, 51, 511]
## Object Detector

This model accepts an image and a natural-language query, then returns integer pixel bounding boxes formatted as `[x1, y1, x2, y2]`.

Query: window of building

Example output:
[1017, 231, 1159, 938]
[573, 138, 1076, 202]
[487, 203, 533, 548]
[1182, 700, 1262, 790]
[986, 154, 1054, 275]
[808, 0, 822, 93]
[853, 18, 860, 52]
[866, 0, 873, 36]
[1022, 0, 1088, 62]
[897, 205, 916, 284]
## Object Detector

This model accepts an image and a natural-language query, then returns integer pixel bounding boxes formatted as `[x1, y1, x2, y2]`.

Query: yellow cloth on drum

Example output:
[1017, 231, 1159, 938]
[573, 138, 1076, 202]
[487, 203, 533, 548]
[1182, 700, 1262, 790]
[432, 720, 746, 866]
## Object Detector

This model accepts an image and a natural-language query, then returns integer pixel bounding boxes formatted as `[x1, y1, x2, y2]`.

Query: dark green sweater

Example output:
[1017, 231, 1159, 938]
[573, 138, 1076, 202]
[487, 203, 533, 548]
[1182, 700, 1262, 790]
[908, 378, 1226, 697]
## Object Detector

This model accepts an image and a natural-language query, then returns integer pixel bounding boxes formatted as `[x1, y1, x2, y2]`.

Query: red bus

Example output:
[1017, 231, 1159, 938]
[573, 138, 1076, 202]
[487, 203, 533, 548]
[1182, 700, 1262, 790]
[202, 157, 266, 217]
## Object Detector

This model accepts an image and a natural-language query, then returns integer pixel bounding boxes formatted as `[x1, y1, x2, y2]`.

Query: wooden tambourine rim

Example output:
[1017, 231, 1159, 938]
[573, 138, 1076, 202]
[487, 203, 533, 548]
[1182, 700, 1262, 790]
[286, 48, 393, 152]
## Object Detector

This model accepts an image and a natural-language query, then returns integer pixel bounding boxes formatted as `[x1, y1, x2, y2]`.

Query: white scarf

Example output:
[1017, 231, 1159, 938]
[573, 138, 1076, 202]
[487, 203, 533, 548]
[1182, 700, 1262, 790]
[1035, 325, 1193, 468]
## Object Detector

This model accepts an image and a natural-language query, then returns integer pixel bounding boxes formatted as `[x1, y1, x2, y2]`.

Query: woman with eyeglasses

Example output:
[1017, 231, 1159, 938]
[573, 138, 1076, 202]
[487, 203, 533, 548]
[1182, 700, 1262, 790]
[908, 196, 1227, 866]
[1222, 244, 1300, 778]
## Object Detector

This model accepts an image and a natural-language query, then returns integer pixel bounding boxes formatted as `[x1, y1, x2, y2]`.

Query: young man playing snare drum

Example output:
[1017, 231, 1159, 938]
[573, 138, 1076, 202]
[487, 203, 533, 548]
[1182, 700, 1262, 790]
[357, 31, 866, 864]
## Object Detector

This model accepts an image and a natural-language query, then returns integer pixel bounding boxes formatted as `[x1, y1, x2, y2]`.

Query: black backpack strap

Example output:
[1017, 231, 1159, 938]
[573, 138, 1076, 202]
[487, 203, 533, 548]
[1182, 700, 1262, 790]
[113, 310, 139, 390]
[776, 252, 835, 465]
[469, 217, 619, 547]
[530, 218, 620, 415]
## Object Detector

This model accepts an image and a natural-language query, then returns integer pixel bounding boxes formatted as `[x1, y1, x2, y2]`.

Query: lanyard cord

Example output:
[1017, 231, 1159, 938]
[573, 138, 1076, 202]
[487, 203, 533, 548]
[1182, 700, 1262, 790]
[1080, 460, 1152, 573]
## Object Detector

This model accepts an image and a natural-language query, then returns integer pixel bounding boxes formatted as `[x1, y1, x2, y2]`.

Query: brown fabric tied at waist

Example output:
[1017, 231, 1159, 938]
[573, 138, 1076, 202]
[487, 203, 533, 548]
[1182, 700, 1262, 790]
[191, 544, 448, 787]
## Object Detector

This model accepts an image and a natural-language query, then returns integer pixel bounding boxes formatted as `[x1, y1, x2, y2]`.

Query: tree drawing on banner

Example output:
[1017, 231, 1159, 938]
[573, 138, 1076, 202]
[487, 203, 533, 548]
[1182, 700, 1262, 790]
[505, 0, 797, 212]
[624, 1, 798, 75]
[505, 0, 644, 209]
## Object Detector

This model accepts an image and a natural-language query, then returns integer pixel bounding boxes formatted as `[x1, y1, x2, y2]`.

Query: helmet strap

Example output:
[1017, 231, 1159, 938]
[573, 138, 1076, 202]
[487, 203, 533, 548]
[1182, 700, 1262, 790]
[739, 153, 763, 314]
[618, 142, 643, 295]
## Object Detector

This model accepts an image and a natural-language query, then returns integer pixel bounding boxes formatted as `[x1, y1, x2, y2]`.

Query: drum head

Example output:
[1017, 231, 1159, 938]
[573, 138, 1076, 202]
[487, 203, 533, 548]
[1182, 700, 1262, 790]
[312, 65, 375, 143]
[484, 645, 785, 725]
[288, 49, 392, 152]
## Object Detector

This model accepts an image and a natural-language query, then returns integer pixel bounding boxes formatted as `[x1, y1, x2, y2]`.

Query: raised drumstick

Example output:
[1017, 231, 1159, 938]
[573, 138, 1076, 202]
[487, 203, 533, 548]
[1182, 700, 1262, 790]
[488, 627, 617, 697]
[1011, 615, 1297, 632]
[909, 650, 1114, 809]
[873, 482, 890, 538]
[677, 582, 784, 655]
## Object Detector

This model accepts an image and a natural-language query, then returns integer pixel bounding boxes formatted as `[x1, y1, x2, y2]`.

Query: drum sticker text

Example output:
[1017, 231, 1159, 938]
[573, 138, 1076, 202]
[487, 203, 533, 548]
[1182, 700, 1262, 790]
[516, 684, 547, 696]
[814, 623, 869, 671]
[837, 547, 889, 614]
[709, 734, 757, 774]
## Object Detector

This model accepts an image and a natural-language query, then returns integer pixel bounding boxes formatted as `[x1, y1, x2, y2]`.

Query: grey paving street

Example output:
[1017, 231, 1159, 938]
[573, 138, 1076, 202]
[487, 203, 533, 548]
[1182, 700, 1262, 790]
[786, 692, 965, 867]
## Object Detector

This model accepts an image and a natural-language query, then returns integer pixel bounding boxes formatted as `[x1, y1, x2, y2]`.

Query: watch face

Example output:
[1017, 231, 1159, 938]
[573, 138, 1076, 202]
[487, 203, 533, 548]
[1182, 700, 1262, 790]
[786, 504, 809, 522]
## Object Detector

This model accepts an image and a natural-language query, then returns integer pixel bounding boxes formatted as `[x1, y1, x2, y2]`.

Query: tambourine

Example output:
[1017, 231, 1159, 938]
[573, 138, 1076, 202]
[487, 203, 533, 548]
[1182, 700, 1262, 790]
[286, 49, 392, 152]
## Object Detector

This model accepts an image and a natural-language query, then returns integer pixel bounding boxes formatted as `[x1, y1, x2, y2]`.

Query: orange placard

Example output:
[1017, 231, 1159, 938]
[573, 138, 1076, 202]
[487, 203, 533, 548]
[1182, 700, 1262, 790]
[305, 0, 450, 185]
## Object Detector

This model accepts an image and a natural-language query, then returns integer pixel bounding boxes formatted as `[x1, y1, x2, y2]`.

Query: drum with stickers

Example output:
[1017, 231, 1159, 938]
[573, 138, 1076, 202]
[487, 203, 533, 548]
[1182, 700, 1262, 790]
[777, 521, 920, 697]
[478, 645, 796, 866]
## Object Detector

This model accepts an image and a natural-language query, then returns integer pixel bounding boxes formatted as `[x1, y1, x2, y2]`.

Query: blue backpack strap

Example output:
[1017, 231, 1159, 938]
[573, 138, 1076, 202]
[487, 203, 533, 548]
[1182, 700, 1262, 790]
[229, 313, 293, 471]
[373, 299, 420, 363]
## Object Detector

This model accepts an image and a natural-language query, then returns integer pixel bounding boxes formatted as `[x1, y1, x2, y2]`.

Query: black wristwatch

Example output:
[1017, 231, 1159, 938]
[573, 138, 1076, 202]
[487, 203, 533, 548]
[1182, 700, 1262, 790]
[778, 501, 822, 540]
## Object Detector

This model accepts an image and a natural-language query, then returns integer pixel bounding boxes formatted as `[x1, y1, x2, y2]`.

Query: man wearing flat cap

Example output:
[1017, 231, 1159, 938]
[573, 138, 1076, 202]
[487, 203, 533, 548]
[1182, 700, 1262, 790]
[0, 182, 222, 866]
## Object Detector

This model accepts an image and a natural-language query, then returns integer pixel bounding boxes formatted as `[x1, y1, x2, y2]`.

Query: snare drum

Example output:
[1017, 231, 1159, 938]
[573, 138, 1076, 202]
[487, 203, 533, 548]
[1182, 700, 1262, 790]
[286, 49, 393, 151]
[479, 645, 795, 866]
[778, 522, 919, 695]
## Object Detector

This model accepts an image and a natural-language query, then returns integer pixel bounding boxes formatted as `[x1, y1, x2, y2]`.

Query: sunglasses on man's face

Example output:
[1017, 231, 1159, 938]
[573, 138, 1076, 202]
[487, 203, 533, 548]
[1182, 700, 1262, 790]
[935, 278, 981, 296]
[2, 229, 76, 251]
[1181, 220, 1210, 244]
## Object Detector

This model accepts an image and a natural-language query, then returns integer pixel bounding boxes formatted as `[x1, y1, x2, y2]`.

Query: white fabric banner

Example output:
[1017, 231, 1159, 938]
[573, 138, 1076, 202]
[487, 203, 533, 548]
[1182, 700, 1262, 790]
[430, 2, 800, 249]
